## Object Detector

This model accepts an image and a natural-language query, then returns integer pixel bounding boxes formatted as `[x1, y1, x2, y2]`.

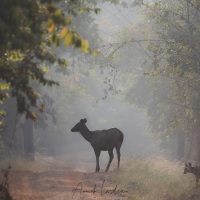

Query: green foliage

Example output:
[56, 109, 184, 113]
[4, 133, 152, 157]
[0, 0, 104, 126]
[0, 83, 10, 91]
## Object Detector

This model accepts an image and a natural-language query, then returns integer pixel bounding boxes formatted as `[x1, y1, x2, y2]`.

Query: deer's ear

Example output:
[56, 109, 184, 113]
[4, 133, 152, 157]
[185, 163, 188, 166]
[188, 162, 192, 167]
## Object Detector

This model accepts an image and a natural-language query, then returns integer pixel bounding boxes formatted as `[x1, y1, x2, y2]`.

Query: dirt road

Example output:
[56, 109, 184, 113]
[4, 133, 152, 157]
[6, 170, 129, 200]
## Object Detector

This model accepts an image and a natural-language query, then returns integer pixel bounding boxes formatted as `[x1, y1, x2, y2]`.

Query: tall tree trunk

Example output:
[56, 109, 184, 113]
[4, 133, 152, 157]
[23, 119, 34, 160]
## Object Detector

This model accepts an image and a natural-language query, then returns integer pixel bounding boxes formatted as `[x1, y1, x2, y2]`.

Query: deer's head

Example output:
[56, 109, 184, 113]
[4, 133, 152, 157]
[71, 118, 87, 132]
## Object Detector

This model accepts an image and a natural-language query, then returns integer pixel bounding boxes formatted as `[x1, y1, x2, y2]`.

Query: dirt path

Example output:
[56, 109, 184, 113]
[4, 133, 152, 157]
[5, 170, 129, 200]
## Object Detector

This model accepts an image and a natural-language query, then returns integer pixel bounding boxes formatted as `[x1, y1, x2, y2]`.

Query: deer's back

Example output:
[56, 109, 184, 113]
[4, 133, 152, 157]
[90, 128, 124, 150]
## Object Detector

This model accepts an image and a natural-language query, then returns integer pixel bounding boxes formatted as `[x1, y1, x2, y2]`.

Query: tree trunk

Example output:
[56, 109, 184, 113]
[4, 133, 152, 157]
[23, 118, 34, 160]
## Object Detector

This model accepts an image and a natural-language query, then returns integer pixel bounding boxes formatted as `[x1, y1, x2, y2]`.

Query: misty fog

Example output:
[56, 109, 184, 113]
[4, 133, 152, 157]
[2, 0, 188, 171]
[3, 1, 200, 199]
[29, 2, 160, 171]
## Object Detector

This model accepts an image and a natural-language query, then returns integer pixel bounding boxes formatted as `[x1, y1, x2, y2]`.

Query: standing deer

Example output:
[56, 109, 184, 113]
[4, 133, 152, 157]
[71, 118, 124, 172]
[184, 162, 200, 187]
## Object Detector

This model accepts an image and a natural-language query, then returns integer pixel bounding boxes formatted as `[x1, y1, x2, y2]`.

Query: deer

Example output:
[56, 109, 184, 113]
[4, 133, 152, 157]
[183, 162, 200, 187]
[71, 118, 124, 172]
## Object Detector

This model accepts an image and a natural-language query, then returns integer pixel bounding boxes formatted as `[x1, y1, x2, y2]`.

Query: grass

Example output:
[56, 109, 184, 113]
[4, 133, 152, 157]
[109, 156, 200, 200]
[1, 154, 200, 200]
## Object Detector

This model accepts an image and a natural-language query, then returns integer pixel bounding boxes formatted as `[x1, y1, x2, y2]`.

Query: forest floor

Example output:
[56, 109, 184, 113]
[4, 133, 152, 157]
[1, 155, 200, 200]
[2, 169, 129, 200]
[0, 153, 129, 200]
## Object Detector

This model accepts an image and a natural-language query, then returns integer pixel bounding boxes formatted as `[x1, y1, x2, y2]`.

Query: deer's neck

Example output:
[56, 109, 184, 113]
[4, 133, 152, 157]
[80, 124, 93, 142]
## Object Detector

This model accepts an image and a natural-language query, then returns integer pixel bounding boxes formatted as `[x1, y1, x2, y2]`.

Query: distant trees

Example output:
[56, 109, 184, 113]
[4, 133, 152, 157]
[125, 0, 200, 160]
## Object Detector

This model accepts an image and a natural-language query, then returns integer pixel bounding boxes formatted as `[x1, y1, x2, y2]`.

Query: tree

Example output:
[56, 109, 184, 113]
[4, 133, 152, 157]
[125, 0, 200, 160]
[0, 0, 98, 125]
[0, 0, 108, 160]
[0, 0, 121, 160]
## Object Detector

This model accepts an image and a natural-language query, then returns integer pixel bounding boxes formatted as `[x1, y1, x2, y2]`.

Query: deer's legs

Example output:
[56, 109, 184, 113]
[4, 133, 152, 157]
[105, 149, 114, 172]
[94, 148, 101, 173]
[116, 147, 121, 169]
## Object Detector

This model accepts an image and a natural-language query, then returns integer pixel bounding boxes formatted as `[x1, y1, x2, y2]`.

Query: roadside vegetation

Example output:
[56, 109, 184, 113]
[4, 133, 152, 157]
[110, 156, 200, 200]
[1, 155, 200, 200]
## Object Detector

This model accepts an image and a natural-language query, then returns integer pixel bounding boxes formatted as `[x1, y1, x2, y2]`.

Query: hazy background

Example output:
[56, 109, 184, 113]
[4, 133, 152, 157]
[32, 2, 158, 170]
[1, 1, 168, 171]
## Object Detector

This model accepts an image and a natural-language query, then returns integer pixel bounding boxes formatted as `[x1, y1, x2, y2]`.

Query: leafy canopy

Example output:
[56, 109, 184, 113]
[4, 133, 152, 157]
[0, 0, 99, 122]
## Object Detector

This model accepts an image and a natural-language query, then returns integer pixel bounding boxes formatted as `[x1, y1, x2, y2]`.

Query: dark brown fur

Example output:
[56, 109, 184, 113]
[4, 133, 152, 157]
[71, 118, 124, 172]
[184, 162, 200, 186]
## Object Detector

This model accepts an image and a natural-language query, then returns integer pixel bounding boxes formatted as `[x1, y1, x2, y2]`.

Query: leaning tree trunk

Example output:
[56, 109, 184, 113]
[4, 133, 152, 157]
[23, 118, 34, 160]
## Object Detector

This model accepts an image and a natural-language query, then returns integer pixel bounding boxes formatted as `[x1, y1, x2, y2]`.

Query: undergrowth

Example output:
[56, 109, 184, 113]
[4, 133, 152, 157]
[0, 165, 13, 200]
[110, 156, 200, 200]
[1, 154, 200, 200]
